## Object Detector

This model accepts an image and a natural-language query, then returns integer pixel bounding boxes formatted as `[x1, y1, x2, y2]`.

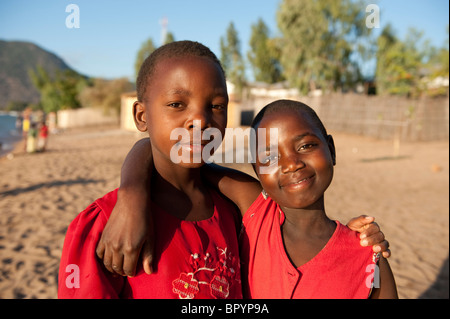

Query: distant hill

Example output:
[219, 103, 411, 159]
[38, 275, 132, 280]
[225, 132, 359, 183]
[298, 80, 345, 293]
[0, 40, 77, 110]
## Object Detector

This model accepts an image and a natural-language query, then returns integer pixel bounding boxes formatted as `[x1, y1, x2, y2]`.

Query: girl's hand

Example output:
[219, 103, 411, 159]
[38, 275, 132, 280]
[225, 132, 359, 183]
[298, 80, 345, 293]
[347, 215, 391, 258]
[96, 187, 154, 277]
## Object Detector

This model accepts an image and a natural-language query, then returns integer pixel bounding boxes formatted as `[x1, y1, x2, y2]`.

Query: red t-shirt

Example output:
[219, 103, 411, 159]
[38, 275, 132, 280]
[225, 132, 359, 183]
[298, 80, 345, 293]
[39, 125, 48, 138]
[240, 193, 379, 299]
[58, 189, 242, 299]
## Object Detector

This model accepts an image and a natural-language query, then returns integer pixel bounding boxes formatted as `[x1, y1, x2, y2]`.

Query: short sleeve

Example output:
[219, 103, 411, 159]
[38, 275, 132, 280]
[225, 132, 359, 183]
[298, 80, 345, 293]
[58, 196, 124, 298]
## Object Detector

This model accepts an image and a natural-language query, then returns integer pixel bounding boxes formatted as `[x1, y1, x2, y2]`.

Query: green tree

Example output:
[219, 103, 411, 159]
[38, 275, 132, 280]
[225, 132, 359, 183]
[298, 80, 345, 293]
[247, 18, 283, 84]
[276, 0, 369, 94]
[220, 22, 246, 97]
[29, 66, 87, 113]
[164, 32, 175, 44]
[5, 101, 28, 112]
[426, 25, 449, 79]
[376, 25, 427, 96]
[78, 77, 134, 115]
[134, 38, 156, 78]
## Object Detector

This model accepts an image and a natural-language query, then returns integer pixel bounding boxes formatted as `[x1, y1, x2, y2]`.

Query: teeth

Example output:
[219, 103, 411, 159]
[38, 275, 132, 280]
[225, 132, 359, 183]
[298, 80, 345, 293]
[281, 177, 311, 188]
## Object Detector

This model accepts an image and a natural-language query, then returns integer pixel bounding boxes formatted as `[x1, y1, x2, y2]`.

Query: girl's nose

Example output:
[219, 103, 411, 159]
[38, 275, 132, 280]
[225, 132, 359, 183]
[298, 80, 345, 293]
[280, 153, 305, 174]
[186, 107, 211, 131]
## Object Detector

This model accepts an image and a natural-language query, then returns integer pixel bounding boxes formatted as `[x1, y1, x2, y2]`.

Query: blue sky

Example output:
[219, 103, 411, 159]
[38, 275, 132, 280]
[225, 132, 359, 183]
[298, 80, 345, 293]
[0, 0, 448, 80]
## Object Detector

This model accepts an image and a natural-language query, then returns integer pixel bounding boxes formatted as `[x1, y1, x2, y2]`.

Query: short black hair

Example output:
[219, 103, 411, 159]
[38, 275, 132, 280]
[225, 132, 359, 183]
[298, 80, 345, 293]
[136, 40, 225, 101]
[251, 99, 328, 140]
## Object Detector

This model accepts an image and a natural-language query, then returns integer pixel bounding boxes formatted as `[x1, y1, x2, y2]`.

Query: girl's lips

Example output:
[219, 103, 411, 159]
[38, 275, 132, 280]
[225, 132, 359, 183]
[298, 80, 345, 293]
[180, 143, 205, 153]
[280, 175, 315, 190]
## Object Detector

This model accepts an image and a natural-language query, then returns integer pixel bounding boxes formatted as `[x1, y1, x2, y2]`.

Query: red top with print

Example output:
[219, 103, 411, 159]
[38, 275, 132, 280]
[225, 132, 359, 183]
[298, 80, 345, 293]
[59, 188, 242, 299]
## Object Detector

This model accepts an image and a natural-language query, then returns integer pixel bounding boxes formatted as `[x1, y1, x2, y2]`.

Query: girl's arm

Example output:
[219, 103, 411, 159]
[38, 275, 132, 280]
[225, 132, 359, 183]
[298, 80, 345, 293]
[202, 163, 262, 217]
[96, 138, 154, 277]
[370, 257, 398, 299]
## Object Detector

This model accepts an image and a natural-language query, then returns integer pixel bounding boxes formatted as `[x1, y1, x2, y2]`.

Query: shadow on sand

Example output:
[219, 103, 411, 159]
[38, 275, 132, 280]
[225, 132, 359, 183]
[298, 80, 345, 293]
[360, 155, 411, 163]
[419, 254, 449, 299]
[0, 179, 105, 197]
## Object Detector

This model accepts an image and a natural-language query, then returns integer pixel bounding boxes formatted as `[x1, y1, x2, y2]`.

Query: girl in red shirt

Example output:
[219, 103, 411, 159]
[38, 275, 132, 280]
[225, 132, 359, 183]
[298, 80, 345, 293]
[58, 41, 242, 299]
[237, 100, 397, 298]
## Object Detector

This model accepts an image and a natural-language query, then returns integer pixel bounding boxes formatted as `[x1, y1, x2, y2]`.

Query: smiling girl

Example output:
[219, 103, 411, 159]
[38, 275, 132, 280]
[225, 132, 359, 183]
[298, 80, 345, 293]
[239, 100, 398, 298]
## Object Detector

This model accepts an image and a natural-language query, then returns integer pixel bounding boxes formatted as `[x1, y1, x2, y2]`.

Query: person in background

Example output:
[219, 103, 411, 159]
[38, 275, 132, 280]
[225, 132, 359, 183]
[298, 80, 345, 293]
[22, 111, 30, 152]
[38, 120, 49, 152]
[26, 122, 38, 153]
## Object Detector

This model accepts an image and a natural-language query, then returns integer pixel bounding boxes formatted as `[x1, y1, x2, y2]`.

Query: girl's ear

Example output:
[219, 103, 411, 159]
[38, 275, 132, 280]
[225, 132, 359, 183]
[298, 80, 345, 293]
[327, 134, 336, 166]
[133, 101, 147, 132]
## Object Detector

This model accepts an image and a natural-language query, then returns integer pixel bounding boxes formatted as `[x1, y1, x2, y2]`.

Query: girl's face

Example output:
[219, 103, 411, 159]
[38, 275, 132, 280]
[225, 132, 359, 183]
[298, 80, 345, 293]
[254, 109, 336, 210]
[134, 55, 228, 169]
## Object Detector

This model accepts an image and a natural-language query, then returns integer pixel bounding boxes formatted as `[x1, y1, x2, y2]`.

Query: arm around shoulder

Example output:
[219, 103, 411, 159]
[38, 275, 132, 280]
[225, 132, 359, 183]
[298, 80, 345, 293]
[202, 163, 262, 216]
[96, 137, 155, 277]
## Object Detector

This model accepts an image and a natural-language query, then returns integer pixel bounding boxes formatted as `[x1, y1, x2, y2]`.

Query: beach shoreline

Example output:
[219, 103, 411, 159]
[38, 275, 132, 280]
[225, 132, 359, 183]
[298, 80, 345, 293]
[0, 134, 23, 159]
[0, 113, 23, 159]
[0, 125, 448, 299]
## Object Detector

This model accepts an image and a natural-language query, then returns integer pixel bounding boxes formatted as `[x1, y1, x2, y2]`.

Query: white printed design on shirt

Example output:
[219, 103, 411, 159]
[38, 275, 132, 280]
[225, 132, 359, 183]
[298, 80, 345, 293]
[172, 247, 240, 299]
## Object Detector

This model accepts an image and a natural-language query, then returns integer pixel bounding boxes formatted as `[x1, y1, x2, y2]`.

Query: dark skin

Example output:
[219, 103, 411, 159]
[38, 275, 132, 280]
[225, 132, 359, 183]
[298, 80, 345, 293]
[251, 108, 397, 298]
[96, 63, 391, 280]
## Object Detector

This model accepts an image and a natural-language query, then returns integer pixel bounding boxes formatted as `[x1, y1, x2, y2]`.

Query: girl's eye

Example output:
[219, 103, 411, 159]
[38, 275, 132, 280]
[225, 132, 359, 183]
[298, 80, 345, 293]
[168, 102, 182, 108]
[298, 143, 317, 151]
[211, 104, 225, 110]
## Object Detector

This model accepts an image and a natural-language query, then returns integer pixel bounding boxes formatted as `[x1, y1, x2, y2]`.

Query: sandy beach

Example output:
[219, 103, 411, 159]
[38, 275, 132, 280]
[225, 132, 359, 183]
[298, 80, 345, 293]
[0, 125, 448, 299]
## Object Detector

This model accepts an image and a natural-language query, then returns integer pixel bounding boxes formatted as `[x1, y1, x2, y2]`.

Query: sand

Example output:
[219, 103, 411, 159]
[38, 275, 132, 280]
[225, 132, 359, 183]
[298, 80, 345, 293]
[0, 125, 448, 299]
